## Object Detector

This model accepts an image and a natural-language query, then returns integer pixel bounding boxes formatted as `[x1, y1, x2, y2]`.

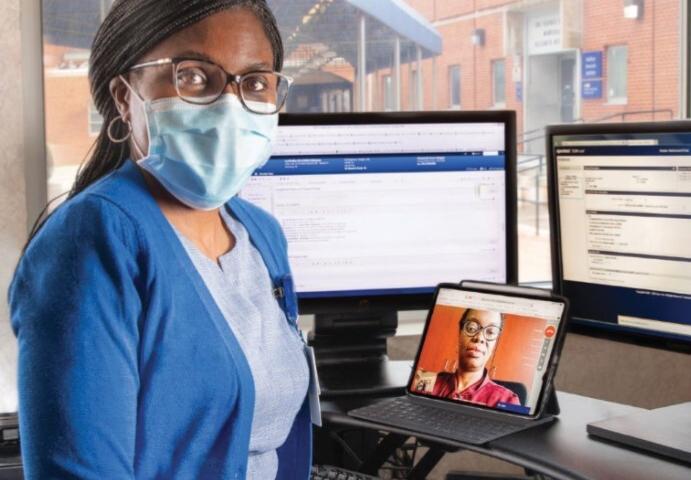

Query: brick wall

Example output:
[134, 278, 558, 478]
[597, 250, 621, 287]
[580, 0, 680, 121]
[44, 74, 95, 168]
[394, 0, 679, 135]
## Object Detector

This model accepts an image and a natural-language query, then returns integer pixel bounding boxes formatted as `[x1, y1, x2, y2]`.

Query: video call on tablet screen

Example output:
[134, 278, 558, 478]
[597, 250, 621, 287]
[410, 288, 565, 416]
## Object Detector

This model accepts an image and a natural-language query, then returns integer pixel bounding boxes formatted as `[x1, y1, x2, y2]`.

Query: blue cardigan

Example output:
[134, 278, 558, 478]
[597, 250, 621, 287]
[9, 161, 312, 479]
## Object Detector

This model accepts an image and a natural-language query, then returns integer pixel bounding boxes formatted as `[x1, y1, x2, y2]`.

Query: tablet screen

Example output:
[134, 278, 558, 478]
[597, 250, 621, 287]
[410, 287, 565, 416]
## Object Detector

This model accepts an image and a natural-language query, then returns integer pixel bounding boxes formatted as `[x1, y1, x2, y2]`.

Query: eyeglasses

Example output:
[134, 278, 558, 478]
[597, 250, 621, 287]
[461, 320, 502, 342]
[128, 57, 293, 115]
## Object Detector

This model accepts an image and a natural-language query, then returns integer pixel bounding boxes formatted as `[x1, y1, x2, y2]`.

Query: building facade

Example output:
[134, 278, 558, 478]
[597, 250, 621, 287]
[381, 0, 681, 154]
[43, 0, 683, 172]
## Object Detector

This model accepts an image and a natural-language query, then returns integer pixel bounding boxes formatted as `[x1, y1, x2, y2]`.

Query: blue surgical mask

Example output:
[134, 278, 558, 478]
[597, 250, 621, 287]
[133, 93, 278, 210]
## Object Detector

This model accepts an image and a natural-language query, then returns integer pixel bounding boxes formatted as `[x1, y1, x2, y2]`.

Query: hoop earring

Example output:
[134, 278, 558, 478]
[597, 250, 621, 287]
[107, 115, 132, 143]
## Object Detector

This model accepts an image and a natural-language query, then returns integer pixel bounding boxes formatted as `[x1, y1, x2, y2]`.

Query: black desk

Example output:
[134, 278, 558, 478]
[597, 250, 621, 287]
[319, 391, 691, 480]
[0, 453, 22, 480]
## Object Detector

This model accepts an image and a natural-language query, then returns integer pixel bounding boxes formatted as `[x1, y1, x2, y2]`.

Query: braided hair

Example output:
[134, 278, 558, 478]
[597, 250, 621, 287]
[72, 0, 284, 199]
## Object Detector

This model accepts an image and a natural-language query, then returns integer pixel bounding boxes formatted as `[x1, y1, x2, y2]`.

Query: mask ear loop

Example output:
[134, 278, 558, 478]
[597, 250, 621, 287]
[118, 74, 149, 160]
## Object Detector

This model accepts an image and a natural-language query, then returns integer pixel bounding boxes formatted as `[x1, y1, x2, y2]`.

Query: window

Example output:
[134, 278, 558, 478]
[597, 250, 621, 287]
[492, 59, 506, 107]
[410, 68, 419, 109]
[383, 74, 394, 111]
[607, 45, 628, 103]
[88, 102, 103, 137]
[448, 65, 461, 109]
[40, 1, 686, 285]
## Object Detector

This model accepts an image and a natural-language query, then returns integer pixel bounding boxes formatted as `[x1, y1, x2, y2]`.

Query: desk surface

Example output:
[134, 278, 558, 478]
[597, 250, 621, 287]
[321, 391, 691, 480]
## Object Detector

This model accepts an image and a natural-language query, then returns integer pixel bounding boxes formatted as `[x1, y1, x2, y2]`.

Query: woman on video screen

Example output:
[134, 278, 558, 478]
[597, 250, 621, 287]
[432, 309, 520, 407]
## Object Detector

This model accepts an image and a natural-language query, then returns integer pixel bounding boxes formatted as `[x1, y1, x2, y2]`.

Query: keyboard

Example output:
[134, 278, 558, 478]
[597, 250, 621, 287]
[348, 396, 528, 445]
[310, 464, 380, 480]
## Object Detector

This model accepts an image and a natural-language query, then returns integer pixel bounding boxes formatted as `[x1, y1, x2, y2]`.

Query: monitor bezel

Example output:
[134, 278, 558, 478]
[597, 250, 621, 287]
[547, 120, 691, 351]
[274, 110, 519, 315]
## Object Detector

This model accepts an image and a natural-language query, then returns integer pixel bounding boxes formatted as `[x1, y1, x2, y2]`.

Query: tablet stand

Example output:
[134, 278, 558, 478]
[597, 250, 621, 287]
[544, 385, 560, 417]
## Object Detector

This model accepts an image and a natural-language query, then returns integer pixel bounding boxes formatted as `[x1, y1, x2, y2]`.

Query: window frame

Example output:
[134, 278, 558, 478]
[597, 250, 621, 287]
[606, 44, 629, 105]
[409, 67, 419, 109]
[88, 102, 104, 137]
[448, 64, 461, 109]
[382, 74, 394, 111]
[491, 59, 506, 108]
[23, 0, 48, 233]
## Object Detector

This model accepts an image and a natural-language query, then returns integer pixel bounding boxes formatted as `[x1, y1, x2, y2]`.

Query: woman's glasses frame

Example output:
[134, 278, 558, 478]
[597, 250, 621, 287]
[461, 320, 502, 342]
[127, 57, 293, 115]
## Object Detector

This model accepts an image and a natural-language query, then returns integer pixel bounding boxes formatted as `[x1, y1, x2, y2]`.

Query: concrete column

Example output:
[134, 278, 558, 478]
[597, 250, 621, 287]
[393, 36, 401, 111]
[416, 45, 423, 109]
[357, 14, 367, 112]
[0, 0, 34, 413]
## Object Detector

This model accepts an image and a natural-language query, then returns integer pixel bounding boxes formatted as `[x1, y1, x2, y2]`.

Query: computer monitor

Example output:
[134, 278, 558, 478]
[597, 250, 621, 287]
[240, 111, 518, 392]
[548, 121, 691, 350]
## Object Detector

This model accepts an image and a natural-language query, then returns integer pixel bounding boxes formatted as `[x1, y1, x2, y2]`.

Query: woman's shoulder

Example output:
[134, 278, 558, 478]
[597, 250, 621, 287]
[11, 190, 146, 322]
[33, 163, 157, 252]
[485, 378, 520, 404]
[31, 189, 143, 257]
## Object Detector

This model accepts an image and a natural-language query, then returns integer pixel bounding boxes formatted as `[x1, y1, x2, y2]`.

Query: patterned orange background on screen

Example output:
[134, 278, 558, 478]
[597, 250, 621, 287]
[416, 305, 548, 390]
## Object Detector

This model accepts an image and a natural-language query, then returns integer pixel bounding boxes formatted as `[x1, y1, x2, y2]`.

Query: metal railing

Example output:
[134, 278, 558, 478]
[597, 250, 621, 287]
[517, 153, 547, 236]
[517, 108, 676, 147]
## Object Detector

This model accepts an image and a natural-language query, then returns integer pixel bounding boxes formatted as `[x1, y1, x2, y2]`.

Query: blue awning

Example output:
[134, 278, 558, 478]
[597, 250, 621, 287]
[42, 0, 110, 50]
[346, 0, 442, 55]
[269, 0, 443, 75]
[43, 0, 443, 73]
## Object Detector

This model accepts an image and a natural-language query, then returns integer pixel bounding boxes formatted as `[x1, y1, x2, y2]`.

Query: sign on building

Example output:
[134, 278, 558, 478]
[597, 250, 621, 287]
[527, 11, 562, 55]
[582, 51, 602, 79]
[581, 51, 603, 99]
[581, 79, 602, 99]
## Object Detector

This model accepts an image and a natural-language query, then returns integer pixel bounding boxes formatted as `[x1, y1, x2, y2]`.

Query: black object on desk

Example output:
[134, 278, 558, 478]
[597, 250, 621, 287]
[587, 401, 691, 465]
[309, 311, 410, 397]
[320, 391, 691, 480]
[311, 464, 381, 480]
[317, 359, 410, 398]
[348, 387, 559, 446]
[0, 414, 21, 480]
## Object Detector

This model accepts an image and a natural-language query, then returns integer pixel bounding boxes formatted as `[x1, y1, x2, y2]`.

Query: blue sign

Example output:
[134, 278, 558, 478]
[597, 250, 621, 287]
[582, 79, 602, 99]
[582, 51, 603, 79]
[515, 82, 523, 102]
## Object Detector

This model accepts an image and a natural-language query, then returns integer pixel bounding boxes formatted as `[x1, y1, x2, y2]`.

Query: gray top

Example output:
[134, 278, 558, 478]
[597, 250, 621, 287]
[174, 207, 309, 479]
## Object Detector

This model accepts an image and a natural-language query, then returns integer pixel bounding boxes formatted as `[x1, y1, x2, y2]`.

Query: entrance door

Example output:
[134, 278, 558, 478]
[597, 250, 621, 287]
[560, 57, 576, 123]
[525, 52, 577, 154]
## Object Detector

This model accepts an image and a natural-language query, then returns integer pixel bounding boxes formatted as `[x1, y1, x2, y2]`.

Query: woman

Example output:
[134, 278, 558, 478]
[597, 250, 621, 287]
[432, 309, 519, 408]
[9, 1, 312, 478]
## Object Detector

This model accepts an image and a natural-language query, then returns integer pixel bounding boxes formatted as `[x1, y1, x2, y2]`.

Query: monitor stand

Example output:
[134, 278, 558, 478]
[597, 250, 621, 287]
[308, 311, 411, 397]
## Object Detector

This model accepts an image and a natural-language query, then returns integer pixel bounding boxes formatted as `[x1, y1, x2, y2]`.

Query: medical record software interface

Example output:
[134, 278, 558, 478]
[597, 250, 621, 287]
[241, 122, 507, 297]
[554, 133, 691, 339]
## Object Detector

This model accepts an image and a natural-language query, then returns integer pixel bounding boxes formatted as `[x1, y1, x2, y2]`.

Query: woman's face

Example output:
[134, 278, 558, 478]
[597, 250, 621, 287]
[110, 8, 275, 158]
[458, 309, 502, 373]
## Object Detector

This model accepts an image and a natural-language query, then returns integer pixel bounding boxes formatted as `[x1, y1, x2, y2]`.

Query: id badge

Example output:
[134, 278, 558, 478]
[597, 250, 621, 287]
[305, 345, 322, 427]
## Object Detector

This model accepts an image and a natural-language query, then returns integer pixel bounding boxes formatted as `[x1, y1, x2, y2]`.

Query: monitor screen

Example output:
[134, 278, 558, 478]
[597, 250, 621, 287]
[549, 122, 691, 346]
[410, 286, 566, 416]
[240, 112, 517, 313]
